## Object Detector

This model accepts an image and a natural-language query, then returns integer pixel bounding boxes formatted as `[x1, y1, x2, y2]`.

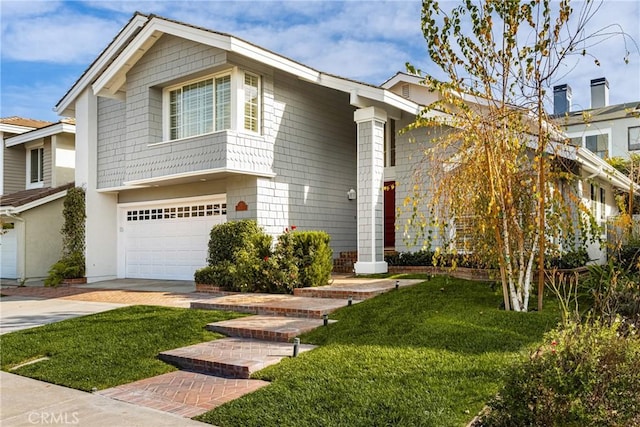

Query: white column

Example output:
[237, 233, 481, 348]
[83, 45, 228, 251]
[76, 89, 118, 282]
[353, 107, 388, 274]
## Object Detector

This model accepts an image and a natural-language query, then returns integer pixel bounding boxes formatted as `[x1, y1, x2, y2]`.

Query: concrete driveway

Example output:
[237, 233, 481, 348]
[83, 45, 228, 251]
[0, 295, 124, 335]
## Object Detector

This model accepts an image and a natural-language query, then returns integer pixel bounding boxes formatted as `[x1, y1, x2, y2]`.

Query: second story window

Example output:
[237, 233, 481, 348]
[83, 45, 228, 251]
[167, 74, 231, 140]
[585, 134, 609, 159]
[629, 126, 640, 151]
[164, 70, 261, 141]
[29, 147, 44, 186]
[244, 73, 259, 132]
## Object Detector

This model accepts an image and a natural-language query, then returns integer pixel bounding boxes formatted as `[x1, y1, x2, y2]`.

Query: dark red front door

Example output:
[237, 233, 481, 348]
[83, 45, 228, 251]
[384, 181, 395, 249]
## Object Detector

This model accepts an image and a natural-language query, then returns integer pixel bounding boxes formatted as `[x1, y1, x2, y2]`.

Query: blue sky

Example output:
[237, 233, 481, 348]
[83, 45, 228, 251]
[1, 0, 639, 122]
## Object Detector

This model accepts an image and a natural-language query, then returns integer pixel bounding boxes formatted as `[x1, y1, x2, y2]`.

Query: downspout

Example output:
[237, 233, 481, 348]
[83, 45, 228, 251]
[4, 211, 26, 282]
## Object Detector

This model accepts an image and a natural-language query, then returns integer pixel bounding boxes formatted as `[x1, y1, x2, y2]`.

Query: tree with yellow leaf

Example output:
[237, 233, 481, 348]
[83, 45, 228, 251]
[404, 0, 633, 311]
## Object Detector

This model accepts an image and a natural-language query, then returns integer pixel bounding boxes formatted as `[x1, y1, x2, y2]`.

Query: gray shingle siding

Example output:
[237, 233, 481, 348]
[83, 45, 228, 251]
[3, 145, 26, 194]
[95, 33, 358, 254]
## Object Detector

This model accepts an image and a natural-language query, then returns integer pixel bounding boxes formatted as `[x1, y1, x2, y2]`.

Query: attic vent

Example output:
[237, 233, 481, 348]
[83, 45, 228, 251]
[401, 84, 410, 99]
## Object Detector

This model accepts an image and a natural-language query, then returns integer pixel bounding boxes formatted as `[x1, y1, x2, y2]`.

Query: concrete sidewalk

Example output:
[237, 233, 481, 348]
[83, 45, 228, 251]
[0, 296, 124, 335]
[0, 371, 208, 427]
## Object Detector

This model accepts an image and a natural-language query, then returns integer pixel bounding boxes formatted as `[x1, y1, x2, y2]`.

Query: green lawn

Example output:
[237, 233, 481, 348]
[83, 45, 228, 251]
[0, 305, 246, 391]
[196, 277, 561, 427]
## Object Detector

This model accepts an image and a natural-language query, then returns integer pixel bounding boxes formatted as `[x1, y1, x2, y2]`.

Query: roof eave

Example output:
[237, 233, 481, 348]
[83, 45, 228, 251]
[5, 122, 76, 148]
[54, 13, 150, 117]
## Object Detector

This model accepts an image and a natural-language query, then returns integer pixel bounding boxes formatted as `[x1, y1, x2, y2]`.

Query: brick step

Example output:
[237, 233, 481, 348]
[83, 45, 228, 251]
[159, 338, 316, 379]
[206, 315, 332, 342]
[191, 293, 350, 319]
[293, 278, 416, 300]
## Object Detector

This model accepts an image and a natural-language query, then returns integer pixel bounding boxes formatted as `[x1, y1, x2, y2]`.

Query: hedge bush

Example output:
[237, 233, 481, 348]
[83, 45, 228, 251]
[197, 221, 332, 293]
[480, 319, 640, 427]
[292, 230, 333, 288]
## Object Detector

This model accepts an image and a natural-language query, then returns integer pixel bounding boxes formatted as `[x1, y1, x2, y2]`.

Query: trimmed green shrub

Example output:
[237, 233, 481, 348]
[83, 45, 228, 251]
[207, 220, 269, 265]
[292, 230, 333, 288]
[480, 319, 640, 427]
[197, 222, 332, 293]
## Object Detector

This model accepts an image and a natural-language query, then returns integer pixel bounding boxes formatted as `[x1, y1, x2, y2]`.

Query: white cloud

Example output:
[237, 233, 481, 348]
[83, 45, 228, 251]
[2, 12, 124, 63]
[0, 0, 62, 19]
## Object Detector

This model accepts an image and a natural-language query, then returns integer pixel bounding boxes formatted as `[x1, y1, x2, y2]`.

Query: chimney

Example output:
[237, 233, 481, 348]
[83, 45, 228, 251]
[553, 84, 572, 115]
[590, 77, 609, 109]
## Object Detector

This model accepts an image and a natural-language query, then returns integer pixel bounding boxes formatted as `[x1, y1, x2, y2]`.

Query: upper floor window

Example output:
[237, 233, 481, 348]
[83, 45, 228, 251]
[585, 134, 608, 159]
[384, 119, 396, 168]
[28, 147, 44, 187]
[629, 126, 640, 151]
[244, 73, 259, 133]
[569, 132, 610, 159]
[164, 69, 261, 141]
[168, 74, 230, 140]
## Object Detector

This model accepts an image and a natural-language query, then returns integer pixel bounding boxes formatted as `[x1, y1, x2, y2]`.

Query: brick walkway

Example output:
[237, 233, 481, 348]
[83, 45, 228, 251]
[3, 277, 423, 420]
[98, 371, 269, 418]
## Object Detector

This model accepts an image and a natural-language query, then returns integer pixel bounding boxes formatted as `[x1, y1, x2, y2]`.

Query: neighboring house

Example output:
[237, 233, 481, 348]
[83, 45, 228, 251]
[54, 13, 633, 283]
[553, 78, 640, 159]
[382, 72, 634, 264]
[0, 118, 76, 281]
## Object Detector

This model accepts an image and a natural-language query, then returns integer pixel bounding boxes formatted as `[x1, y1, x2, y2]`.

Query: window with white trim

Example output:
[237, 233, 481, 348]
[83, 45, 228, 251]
[28, 147, 44, 187]
[629, 126, 640, 151]
[589, 183, 606, 223]
[168, 74, 229, 140]
[384, 119, 396, 168]
[243, 72, 259, 132]
[585, 134, 609, 159]
[164, 70, 261, 141]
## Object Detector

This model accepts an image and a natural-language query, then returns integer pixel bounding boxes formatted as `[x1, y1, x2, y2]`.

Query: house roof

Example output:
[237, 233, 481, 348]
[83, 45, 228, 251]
[555, 102, 640, 126]
[0, 182, 74, 213]
[55, 12, 420, 118]
[0, 117, 54, 136]
[0, 117, 53, 129]
[5, 119, 76, 148]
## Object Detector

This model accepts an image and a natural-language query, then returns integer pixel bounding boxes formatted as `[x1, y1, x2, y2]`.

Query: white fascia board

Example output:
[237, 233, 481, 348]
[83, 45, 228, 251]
[94, 17, 321, 97]
[320, 74, 420, 115]
[5, 123, 76, 148]
[12, 190, 68, 214]
[55, 14, 149, 116]
[0, 124, 35, 135]
[121, 167, 276, 187]
[380, 72, 424, 89]
[577, 147, 634, 190]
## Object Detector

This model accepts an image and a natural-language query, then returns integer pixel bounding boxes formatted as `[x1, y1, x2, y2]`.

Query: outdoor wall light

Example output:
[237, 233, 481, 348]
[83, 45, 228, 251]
[347, 188, 357, 200]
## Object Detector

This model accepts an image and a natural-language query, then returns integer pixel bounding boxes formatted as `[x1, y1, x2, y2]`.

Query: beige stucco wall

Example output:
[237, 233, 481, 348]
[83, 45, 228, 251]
[21, 197, 65, 279]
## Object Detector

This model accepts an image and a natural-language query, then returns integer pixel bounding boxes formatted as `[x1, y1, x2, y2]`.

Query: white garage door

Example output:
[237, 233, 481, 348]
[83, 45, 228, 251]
[1, 226, 18, 279]
[122, 198, 226, 280]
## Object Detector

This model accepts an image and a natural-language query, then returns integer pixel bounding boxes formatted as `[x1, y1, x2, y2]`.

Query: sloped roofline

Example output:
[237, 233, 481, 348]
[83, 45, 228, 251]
[55, 12, 420, 117]
[5, 121, 76, 148]
[54, 12, 150, 116]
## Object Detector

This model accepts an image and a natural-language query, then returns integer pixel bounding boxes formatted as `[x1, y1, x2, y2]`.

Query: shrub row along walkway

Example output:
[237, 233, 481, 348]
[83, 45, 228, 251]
[97, 277, 422, 418]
